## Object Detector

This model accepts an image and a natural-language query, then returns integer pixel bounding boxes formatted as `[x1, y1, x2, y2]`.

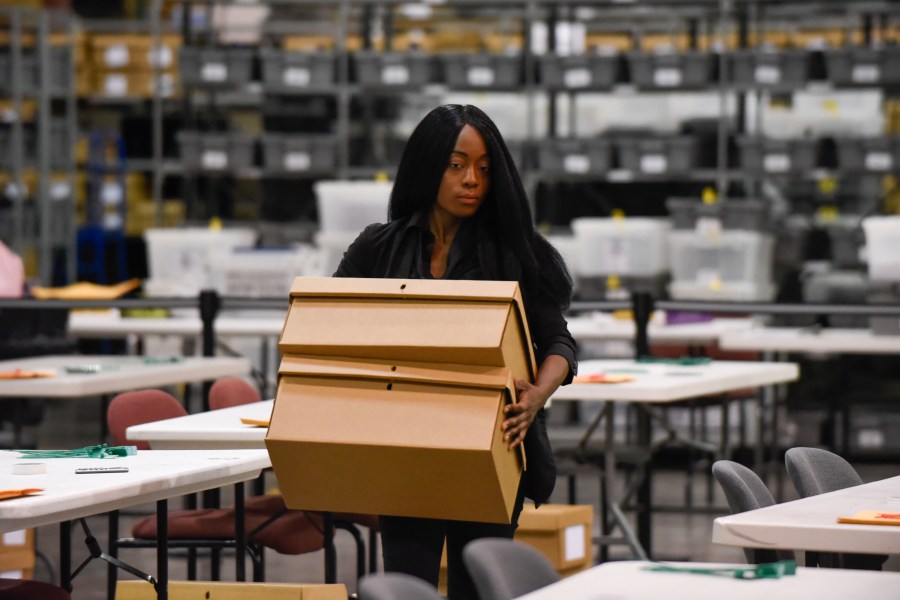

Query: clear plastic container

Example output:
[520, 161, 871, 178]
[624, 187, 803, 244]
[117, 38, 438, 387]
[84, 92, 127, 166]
[571, 217, 670, 277]
[668, 230, 773, 292]
[862, 216, 900, 281]
[208, 245, 320, 297]
[314, 180, 392, 233]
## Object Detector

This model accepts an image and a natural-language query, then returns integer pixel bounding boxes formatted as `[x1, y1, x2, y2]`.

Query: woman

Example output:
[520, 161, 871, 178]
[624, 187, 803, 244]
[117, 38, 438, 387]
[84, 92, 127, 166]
[334, 104, 577, 599]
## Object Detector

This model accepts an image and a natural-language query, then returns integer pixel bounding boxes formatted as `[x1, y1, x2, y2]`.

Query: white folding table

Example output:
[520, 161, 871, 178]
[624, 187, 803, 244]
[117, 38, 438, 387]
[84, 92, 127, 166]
[515, 560, 900, 600]
[550, 358, 799, 560]
[126, 400, 273, 450]
[0, 448, 271, 600]
[712, 474, 900, 556]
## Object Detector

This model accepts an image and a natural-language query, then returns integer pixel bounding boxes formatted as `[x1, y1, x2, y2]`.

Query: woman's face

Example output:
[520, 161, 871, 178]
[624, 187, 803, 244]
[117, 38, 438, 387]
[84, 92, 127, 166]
[433, 124, 490, 223]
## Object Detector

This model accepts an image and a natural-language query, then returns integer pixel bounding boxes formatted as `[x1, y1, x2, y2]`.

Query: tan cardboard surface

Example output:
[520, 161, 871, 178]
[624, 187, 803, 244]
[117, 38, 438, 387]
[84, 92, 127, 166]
[280, 277, 536, 382]
[0, 549, 35, 572]
[116, 581, 347, 600]
[267, 371, 522, 523]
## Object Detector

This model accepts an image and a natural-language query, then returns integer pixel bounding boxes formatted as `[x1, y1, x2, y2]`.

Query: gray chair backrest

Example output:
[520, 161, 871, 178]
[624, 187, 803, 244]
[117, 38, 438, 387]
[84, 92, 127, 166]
[784, 447, 863, 498]
[711, 460, 795, 564]
[358, 573, 443, 600]
[462, 538, 561, 600]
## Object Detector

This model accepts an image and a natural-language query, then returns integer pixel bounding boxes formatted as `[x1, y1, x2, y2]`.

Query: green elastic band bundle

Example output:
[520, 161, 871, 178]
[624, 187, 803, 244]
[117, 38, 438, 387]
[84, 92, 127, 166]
[16, 444, 137, 459]
[644, 560, 797, 580]
[636, 356, 712, 366]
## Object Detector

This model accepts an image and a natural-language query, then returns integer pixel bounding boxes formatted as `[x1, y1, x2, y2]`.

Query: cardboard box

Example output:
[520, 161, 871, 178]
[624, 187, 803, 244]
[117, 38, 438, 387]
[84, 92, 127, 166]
[0, 529, 35, 577]
[116, 581, 347, 600]
[267, 356, 524, 523]
[516, 504, 594, 573]
[279, 277, 536, 383]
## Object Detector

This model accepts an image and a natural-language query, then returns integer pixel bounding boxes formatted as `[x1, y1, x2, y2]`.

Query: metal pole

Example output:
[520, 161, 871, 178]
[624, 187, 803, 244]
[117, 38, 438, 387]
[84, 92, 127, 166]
[9, 8, 25, 257]
[66, 14, 77, 283]
[37, 10, 52, 284]
[152, 0, 165, 226]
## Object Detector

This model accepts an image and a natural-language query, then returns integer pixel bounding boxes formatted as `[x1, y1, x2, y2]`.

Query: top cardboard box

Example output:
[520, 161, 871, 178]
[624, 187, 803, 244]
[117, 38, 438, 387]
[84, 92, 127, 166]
[279, 277, 537, 383]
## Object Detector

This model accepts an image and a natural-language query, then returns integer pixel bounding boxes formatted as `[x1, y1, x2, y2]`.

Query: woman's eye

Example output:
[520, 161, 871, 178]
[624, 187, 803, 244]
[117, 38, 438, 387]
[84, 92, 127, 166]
[479, 165, 490, 173]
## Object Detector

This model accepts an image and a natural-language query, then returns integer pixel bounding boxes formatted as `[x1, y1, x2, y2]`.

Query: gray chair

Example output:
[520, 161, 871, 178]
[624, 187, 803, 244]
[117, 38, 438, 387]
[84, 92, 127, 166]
[462, 538, 560, 600]
[358, 572, 443, 600]
[711, 460, 795, 565]
[784, 447, 886, 570]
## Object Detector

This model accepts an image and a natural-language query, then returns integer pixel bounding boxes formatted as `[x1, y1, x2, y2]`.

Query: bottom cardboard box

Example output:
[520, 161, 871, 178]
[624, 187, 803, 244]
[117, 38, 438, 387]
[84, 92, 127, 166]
[116, 581, 347, 600]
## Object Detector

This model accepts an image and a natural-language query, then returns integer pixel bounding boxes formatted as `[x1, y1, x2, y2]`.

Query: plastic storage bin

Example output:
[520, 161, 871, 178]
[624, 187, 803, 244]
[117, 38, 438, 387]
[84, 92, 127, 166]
[802, 269, 869, 328]
[441, 53, 523, 89]
[737, 137, 819, 174]
[208, 245, 320, 297]
[835, 137, 900, 173]
[179, 47, 254, 87]
[537, 138, 612, 175]
[260, 49, 335, 92]
[0, 46, 72, 96]
[353, 52, 433, 87]
[862, 216, 900, 282]
[825, 47, 900, 86]
[261, 134, 337, 174]
[730, 49, 810, 87]
[617, 136, 696, 175]
[143, 227, 257, 296]
[666, 198, 769, 231]
[626, 51, 715, 89]
[668, 230, 774, 301]
[571, 217, 670, 277]
[314, 230, 358, 276]
[178, 131, 255, 171]
[314, 180, 391, 234]
[538, 53, 621, 90]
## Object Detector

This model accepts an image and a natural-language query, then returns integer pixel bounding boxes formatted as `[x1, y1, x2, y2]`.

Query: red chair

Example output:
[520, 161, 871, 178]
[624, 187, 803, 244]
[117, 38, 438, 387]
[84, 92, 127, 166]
[208, 377, 261, 410]
[0, 579, 71, 600]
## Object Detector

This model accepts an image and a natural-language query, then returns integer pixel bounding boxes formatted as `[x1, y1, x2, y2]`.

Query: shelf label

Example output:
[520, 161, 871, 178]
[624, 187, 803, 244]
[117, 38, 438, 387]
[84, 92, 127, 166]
[763, 153, 790, 173]
[101, 182, 123, 205]
[202, 150, 228, 170]
[852, 64, 880, 84]
[564, 68, 592, 88]
[563, 154, 590, 174]
[156, 74, 176, 98]
[103, 74, 129, 97]
[104, 44, 130, 68]
[283, 67, 311, 87]
[148, 46, 173, 69]
[201, 62, 229, 82]
[467, 66, 495, 87]
[51, 182, 71, 201]
[284, 152, 312, 171]
[2, 530, 26, 546]
[640, 154, 667, 173]
[754, 65, 781, 85]
[865, 152, 892, 171]
[382, 65, 410, 85]
[653, 68, 682, 87]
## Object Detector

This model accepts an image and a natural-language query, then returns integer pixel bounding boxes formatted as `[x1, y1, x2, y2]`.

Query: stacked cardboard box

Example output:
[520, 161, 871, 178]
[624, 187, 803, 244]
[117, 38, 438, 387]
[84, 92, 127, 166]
[266, 277, 536, 524]
[84, 34, 181, 99]
[0, 529, 35, 580]
[117, 581, 347, 599]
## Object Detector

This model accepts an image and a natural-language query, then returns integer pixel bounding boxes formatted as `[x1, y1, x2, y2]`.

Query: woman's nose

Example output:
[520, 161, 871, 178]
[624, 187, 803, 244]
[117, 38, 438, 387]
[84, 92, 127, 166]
[463, 166, 479, 186]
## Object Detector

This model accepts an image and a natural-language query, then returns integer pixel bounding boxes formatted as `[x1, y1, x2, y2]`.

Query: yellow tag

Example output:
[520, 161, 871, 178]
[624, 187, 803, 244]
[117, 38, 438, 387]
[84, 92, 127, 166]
[374, 171, 389, 183]
[702, 186, 717, 204]
[611, 208, 625, 219]
[817, 205, 839, 221]
[709, 276, 722, 292]
[606, 274, 621, 290]
[209, 216, 223, 231]
[817, 177, 837, 195]
[821, 99, 839, 115]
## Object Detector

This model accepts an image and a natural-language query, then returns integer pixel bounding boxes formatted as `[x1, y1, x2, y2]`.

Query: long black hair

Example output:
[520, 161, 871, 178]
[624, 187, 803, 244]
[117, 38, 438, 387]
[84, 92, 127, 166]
[389, 104, 572, 309]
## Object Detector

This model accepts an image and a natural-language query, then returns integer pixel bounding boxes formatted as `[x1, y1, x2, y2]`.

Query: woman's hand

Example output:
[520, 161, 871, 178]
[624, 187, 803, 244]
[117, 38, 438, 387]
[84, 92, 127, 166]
[502, 380, 546, 449]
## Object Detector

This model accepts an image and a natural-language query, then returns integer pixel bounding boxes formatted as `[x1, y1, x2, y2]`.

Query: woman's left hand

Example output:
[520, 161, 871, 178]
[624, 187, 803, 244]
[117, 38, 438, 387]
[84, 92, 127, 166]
[502, 380, 547, 449]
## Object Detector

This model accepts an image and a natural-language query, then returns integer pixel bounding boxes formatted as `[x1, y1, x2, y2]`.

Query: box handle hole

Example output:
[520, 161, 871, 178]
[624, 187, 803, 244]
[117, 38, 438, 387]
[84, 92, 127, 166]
[386, 383, 393, 390]
[391, 366, 397, 371]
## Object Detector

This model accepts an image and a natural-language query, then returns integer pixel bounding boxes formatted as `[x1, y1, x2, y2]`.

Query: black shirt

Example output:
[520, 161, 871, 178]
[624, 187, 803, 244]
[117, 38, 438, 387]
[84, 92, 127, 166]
[333, 210, 578, 384]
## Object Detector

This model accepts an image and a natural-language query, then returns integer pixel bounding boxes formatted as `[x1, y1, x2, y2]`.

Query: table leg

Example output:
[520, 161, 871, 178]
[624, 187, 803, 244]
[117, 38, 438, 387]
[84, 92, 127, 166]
[635, 407, 652, 557]
[324, 512, 336, 583]
[156, 499, 168, 600]
[59, 521, 72, 591]
[235, 482, 246, 582]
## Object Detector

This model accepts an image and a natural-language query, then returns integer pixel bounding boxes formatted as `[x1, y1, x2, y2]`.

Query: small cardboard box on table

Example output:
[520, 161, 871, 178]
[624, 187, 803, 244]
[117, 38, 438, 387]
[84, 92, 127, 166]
[266, 277, 536, 524]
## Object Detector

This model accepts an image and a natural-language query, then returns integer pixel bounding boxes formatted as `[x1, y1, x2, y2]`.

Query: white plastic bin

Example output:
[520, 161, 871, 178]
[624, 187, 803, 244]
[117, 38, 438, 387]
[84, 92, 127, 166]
[668, 230, 774, 300]
[571, 217, 670, 277]
[314, 230, 359, 276]
[862, 216, 900, 281]
[143, 227, 257, 296]
[314, 180, 392, 233]
[208, 245, 320, 297]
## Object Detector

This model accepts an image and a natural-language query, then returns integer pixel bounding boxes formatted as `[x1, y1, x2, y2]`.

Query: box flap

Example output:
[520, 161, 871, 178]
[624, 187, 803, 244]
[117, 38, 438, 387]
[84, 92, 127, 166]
[279, 355, 511, 390]
[517, 504, 594, 530]
[290, 276, 520, 302]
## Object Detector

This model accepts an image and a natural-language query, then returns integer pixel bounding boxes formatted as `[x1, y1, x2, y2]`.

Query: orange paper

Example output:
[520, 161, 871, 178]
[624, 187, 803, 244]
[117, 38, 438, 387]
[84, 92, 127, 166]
[240, 418, 270, 427]
[838, 510, 900, 526]
[574, 373, 635, 384]
[0, 369, 56, 379]
[0, 489, 43, 501]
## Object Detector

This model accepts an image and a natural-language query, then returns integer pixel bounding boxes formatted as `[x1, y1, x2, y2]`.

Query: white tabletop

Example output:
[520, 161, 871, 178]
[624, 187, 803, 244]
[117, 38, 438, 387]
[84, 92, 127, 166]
[719, 327, 900, 355]
[127, 400, 273, 450]
[515, 560, 900, 600]
[567, 314, 754, 344]
[0, 354, 251, 398]
[68, 313, 286, 339]
[712, 475, 900, 555]
[0, 449, 271, 532]
[551, 359, 799, 403]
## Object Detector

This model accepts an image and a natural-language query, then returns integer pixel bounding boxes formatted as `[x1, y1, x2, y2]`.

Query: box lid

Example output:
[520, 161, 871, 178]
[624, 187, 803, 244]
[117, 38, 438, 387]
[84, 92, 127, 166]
[517, 503, 594, 530]
[280, 277, 536, 381]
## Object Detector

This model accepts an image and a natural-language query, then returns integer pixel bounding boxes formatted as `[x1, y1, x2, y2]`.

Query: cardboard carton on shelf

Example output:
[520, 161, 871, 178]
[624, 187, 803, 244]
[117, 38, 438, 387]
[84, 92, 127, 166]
[278, 277, 536, 383]
[267, 356, 524, 524]
[268, 277, 537, 524]
[0, 528, 35, 579]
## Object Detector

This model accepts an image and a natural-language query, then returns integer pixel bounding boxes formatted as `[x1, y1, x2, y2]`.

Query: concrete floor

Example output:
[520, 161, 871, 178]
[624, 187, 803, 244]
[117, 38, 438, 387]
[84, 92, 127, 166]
[14, 392, 900, 599]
